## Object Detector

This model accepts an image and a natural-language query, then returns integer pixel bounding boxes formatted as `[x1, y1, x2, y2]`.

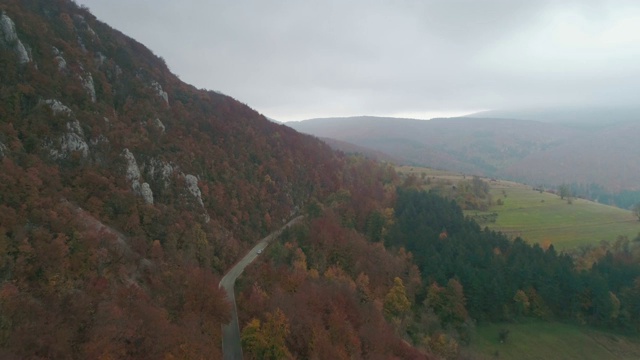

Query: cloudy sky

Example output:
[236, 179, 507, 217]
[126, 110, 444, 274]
[76, 0, 640, 121]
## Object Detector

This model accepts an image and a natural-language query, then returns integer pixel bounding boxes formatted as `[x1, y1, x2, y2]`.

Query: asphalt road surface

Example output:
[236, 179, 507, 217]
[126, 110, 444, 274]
[220, 216, 303, 360]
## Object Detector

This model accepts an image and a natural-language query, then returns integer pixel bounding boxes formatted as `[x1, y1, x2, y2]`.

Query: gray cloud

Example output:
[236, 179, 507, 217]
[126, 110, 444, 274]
[76, 0, 640, 120]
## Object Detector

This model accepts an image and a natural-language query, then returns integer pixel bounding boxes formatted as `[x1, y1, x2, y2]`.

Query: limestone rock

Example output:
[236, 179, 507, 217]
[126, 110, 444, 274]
[80, 72, 96, 102]
[139, 182, 154, 205]
[52, 47, 67, 71]
[150, 81, 169, 105]
[184, 174, 204, 207]
[122, 148, 141, 182]
[154, 118, 165, 134]
[60, 120, 89, 158]
[0, 12, 31, 64]
[72, 14, 99, 53]
[43, 99, 73, 116]
[56, 56, 67, 71]
[95, 52, 107, 66]
[48, 120, 89, 159]
[43, 100, 89, 159]
[90, 134, 109, 146]
[122, 148, 154, 204]
[76, 35, 86, 52]
[0, 12, 19, 43]
[73, 14, 99, 41]
[184, 173, 209, 221]
[147, 158, 174, 188]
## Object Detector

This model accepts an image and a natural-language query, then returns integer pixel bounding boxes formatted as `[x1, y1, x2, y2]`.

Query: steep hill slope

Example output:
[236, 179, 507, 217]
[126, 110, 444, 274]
[0, 0, 361, 263]
[0, 1, 425, 358]
[288, 116, 640, 191]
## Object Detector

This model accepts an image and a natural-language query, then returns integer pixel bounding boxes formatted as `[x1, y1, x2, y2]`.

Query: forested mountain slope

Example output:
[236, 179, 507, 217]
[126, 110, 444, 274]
[288, 116, 640, 192]
[0, 1, 426, 358]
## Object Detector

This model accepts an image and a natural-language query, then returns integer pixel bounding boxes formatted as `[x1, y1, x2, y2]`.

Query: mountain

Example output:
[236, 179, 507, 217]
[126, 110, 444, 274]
[288, 116, 640, 191]
[467, 107, 640, 126]
[318, 136, 401, 163]
[0, 1, 429, 358]
[1, 0, 348, 266]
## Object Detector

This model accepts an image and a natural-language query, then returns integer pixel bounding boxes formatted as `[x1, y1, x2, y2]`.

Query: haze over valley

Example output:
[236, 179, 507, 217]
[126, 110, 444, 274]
[288, 114, 640, 197]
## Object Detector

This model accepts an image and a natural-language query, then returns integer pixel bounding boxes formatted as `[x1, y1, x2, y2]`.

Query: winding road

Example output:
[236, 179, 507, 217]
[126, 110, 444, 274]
[220, 216, 303, 360]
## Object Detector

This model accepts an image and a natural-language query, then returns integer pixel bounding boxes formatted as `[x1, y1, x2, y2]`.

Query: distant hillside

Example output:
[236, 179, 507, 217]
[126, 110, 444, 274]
[288, 116, 640, 191]
[318, 136, 400, 163]
[502, 120, 640, 192]
[467, 107, 640, 126]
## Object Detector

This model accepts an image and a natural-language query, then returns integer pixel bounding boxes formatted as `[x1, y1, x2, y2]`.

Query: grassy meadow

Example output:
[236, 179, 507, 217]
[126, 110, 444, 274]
[397, 166, 639, 250]
[469, 321, 640, 360]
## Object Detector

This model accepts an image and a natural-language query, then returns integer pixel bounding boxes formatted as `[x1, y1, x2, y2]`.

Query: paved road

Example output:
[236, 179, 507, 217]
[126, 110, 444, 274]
[220, 216, 303, 360]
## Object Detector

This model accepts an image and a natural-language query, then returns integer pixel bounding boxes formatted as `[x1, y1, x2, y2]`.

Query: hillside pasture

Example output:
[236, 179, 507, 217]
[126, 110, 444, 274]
[470, 321, 640, 360]
[475, 180, 638, 250]
[397, 166, 639, 250]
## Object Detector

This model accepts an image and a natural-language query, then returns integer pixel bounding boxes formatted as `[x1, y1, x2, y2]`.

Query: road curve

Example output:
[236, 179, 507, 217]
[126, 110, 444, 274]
[220, 216, 303, 360]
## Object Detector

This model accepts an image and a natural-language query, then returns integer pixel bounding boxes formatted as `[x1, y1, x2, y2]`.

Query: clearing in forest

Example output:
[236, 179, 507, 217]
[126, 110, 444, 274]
[470, 321, 640, 360]
[397, 166, 639, 250]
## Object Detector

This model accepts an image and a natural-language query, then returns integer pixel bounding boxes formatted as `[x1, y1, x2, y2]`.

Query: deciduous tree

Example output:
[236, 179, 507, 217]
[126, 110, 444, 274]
[242, 308, 291, 360]
[633, 203, 640, 221]
[384, 277, 411, 318]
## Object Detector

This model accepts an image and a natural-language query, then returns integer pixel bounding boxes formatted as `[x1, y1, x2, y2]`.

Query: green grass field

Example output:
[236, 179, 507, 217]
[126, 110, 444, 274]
[470, 321, 640, 360]
[474, 180, 638, 250]
[397, 166, 640, 250]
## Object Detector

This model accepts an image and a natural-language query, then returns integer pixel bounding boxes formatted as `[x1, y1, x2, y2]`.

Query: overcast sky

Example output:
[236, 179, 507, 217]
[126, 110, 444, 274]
[75, 0, 640, 121]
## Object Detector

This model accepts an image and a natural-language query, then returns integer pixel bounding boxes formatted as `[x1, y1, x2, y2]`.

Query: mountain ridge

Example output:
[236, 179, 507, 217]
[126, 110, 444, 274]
[288, 115, 639, 191]
[466, 107, 640, 126]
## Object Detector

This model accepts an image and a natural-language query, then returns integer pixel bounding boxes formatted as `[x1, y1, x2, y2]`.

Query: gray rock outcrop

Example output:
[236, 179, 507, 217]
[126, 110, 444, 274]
[0, 12, 31, 64]
[80, 73, 96, 102]
[153, 118, 165, 134]
[58, 120, 89, 158]
[147, 158, 174, 188]
[139, 183, 154, 205]
[185, 174, 205, 207]
[43, 100, 89, 159]
[150, 81, 169, 105]
[184, 173, 209, 222]
[44, 99, 73, 116]
[122, 148, 154, 204]
[52, 46, 67, 71]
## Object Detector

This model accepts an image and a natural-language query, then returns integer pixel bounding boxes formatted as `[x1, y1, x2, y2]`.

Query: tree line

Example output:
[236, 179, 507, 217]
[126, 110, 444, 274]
[387, 188, 640, 332]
